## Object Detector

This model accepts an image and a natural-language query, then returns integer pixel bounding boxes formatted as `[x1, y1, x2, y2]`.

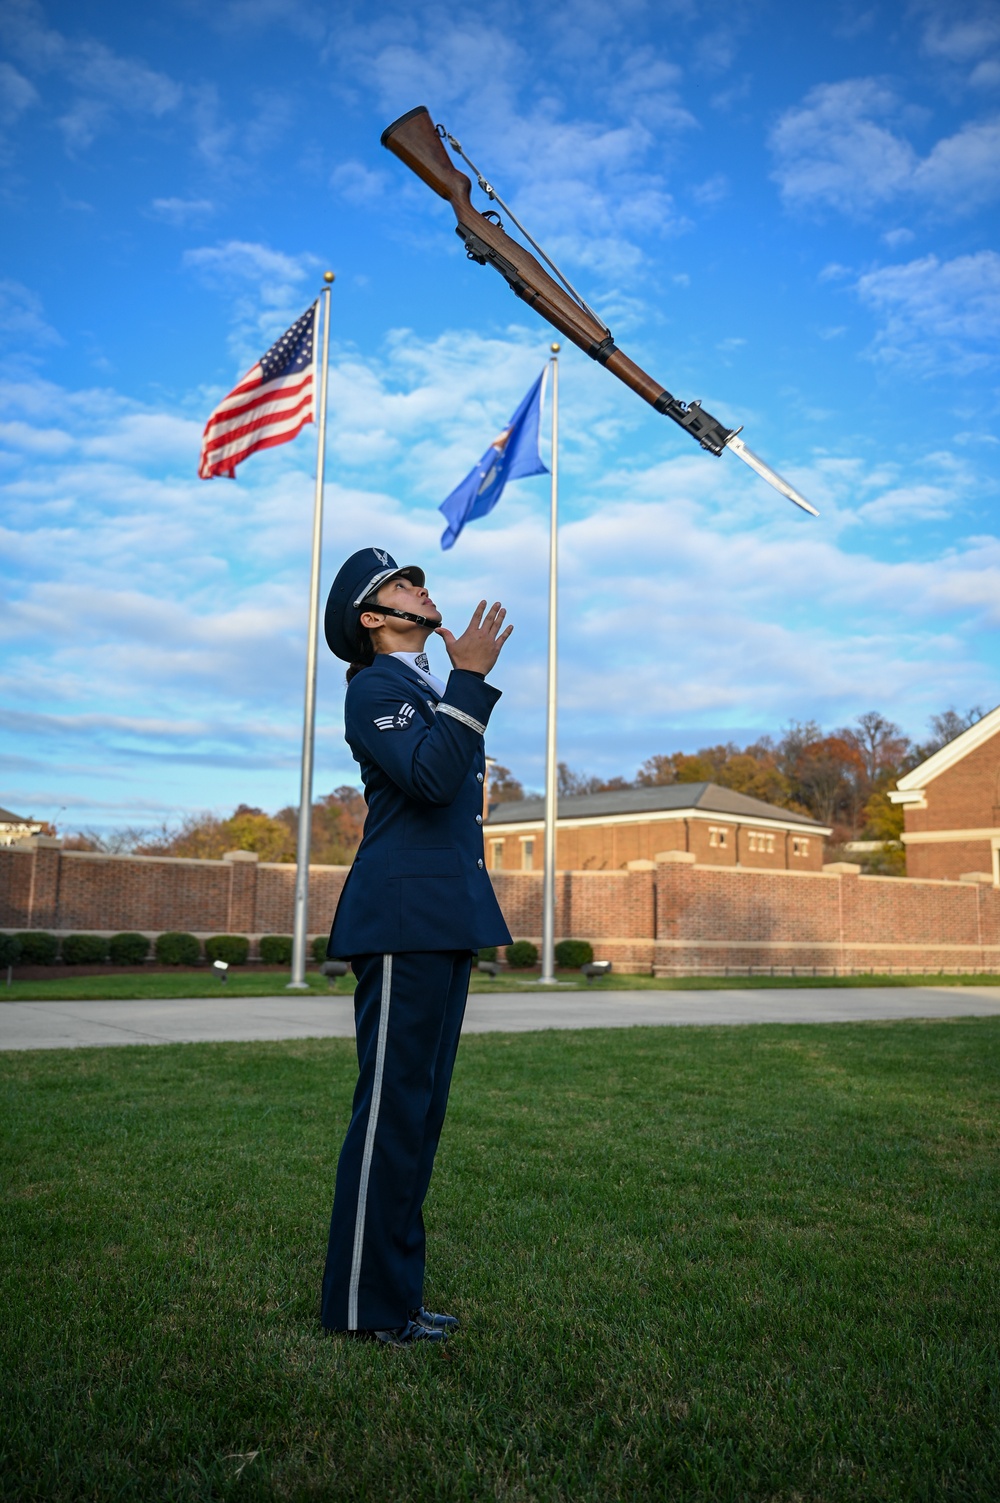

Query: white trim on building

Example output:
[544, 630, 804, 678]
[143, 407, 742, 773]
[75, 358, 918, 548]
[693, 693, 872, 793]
[889, 703, 1000, 807]
[488, 806, 831, 838]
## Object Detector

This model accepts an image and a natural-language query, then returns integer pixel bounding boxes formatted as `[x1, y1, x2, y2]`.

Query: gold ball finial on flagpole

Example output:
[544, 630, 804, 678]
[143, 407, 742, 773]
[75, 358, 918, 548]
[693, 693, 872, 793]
[550, 342, 560, 353]
[323, 270, 335, 284]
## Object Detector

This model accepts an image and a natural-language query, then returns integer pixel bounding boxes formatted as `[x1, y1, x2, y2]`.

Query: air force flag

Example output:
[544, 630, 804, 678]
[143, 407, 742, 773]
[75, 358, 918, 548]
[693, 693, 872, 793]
[439, 369, 549, 550]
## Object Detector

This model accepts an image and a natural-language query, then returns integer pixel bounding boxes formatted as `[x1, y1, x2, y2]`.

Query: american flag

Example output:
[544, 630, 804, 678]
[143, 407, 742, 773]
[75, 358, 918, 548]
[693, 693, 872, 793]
[198, 302, 318, 479]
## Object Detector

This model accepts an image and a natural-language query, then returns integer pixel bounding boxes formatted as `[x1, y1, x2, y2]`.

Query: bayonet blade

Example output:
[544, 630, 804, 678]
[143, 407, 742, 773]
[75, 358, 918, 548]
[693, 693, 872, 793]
[724, 434, 819, 516]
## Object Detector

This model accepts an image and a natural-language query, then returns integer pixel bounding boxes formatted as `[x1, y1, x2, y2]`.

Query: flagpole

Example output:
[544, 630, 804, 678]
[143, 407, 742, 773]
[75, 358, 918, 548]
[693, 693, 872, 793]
[288, 271, 334, 991]
[539, 343, 560, 986]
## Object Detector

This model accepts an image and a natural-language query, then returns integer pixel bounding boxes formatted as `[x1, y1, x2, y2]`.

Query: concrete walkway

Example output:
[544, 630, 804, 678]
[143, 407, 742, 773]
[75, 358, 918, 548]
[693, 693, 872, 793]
[2, 986, 1000, 1051]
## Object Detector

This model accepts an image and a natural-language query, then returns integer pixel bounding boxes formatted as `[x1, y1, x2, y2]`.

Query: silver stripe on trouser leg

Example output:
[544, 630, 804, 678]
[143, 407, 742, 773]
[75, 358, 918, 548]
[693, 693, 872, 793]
[347, 953, 392, 1329]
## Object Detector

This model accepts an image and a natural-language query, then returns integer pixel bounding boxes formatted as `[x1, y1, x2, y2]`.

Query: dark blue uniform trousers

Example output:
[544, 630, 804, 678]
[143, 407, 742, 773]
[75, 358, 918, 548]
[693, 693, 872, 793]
[321, 949, 473, 1332]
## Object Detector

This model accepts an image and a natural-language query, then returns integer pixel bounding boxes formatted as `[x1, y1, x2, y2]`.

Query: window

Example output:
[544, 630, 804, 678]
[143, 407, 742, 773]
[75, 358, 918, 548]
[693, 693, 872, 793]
[792, 837, 810, 858]
[489, 839, 504, 871]
[521, 838, 535, 871]
[708, 826, 729, 849]
[747, 830, 775, 854]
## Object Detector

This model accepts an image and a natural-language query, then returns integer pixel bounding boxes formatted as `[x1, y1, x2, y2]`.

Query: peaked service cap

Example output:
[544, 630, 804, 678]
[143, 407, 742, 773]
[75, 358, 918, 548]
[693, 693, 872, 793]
[324, 547, 426, 662]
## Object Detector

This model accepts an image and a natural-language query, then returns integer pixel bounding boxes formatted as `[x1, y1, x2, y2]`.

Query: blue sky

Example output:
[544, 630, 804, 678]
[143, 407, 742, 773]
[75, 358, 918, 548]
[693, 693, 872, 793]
[2, 0, 999, 834]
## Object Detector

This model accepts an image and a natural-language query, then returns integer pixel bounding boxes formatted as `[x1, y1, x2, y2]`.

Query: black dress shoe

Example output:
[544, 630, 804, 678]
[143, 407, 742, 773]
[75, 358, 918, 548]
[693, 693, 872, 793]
[410, 1306, 459, 1332]
[372, 1318, 449, 1347]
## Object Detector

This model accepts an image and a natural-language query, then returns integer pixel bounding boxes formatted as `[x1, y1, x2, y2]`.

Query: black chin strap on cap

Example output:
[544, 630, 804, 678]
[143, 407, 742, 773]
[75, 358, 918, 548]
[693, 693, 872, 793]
[362, 603, 439, 628]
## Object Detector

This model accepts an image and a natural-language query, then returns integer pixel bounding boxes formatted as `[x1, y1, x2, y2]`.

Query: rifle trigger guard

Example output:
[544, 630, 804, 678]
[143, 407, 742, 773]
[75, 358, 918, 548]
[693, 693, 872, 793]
[587, 334, 618, 365]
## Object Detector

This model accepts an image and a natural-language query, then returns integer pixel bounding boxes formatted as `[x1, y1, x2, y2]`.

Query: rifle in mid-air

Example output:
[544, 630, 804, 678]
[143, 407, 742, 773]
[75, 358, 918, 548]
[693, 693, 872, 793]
[380, 105, 818, 517]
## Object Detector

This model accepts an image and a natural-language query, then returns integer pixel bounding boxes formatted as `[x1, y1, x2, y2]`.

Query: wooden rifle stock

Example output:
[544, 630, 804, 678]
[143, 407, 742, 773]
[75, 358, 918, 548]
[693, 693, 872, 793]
[381, 105, 734, 456]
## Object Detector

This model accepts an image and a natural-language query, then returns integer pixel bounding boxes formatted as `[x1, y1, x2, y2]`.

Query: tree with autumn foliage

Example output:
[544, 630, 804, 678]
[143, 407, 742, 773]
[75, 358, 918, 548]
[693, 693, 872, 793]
[486, 764, 524, 804]
[131, 787, 367, 865]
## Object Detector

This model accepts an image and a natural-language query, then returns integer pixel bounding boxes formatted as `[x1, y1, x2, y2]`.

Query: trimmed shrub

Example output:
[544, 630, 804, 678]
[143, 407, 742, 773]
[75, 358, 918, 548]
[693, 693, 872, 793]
[0, 933, 22, 967]
[108, 932, 150, 966]
[311, 935, 329, 966]
[260, 935, 293, 965]
[555, 939, 593, 968]
[62, 933, 109, 965]
[155, 931, 201, 966]
[205, 934, 250, 966]
[505, 940, 538, 969]
[15, 931, 59, 965]
[477, 946, 497, 963]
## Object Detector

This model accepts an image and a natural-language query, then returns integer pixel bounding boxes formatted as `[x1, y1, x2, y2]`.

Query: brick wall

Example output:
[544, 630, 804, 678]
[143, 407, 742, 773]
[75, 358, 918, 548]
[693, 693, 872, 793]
[651, 861, 1000, 974]
[488, 870, 657, 971]
[2, 839, 998, 973]
[0, 841, 348, 944]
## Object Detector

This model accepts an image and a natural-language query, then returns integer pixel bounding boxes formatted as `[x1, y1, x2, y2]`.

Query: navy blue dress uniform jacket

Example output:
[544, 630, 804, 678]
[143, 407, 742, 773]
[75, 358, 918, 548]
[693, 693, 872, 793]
[328, 654, 512, 958]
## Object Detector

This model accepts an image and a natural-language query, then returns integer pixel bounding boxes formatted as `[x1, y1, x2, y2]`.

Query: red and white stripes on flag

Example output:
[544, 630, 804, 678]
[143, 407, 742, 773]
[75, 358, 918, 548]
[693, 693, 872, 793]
[198, 302, 318, 479]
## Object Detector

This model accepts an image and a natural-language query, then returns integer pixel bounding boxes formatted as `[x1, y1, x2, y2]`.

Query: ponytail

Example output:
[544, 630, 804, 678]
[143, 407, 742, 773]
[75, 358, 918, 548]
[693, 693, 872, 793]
[346, 628, 375, 683]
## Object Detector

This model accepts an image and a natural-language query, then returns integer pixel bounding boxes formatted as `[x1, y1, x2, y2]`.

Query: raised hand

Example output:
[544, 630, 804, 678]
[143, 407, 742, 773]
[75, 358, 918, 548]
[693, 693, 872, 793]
[436, 600, 513, 677]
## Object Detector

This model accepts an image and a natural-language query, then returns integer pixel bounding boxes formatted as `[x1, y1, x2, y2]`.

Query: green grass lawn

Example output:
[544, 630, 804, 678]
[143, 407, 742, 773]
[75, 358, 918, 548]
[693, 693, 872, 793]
[4, 968, 1000, 1002]
[3, 1021, 999, 1501]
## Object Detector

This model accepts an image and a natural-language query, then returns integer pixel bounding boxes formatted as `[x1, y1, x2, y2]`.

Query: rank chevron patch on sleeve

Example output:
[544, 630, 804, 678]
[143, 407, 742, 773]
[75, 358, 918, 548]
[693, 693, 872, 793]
[373, 702, 416, 732]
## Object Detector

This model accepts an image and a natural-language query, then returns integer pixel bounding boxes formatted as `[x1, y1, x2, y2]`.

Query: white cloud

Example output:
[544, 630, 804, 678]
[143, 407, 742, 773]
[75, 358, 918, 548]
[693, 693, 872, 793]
[855, 483, 955, 525]
[691, 173, 729, 206]
[330, 160, 389, 204]
[150, 197, 215, 226]
[2, 0, 183, 149]
[769, 80, 915, 214]
[912, 118, 1000, 209]
[182, 240, 323, 367]
[855, 251, 1000, 373]
[0, 59, 37, 124]
[0, 418, 73, 454]
[918, 6, 1000, 62]
[970, 58, 1000, 88]
[769, 78, 1000, 217]
[183, 240, 316, 294]
[0, 278, 60, 347]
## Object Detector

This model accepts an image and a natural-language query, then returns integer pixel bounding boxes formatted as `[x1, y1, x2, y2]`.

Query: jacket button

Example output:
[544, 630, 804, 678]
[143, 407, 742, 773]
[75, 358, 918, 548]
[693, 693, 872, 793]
[476, 814, 483, 825]
[477, 859, 483, 869]
[476, 772, 484, 783]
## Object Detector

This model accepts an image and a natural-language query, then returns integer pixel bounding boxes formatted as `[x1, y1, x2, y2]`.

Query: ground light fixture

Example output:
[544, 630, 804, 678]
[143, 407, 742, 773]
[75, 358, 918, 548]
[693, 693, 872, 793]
[212, 960, 228, 984]
[582, 961, 613, 983]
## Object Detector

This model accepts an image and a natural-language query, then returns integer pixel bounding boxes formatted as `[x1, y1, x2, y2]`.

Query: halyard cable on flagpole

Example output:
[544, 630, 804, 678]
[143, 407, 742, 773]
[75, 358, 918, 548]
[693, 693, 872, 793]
[438, 126, 611, 336]
[288, 270, 335, 991]
[539, 343, 560, 986]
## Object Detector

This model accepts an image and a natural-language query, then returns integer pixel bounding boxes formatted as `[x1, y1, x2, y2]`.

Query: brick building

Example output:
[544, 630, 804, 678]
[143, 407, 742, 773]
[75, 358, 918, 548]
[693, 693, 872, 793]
[484, 782, 828, 873]
[890, 703, 1000, 885]
[0, 806, 43, 847]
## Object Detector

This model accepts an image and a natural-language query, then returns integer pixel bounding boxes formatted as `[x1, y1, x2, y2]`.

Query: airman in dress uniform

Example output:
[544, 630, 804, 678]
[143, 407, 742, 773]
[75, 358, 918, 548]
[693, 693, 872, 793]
[320, 547, 513, 1347]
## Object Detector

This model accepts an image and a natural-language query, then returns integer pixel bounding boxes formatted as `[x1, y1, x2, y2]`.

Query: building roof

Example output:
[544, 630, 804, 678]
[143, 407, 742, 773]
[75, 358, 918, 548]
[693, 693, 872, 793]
[890, 702, 1000, 804]
[487, 781, 827, 830]
[0, 806, 32, 824]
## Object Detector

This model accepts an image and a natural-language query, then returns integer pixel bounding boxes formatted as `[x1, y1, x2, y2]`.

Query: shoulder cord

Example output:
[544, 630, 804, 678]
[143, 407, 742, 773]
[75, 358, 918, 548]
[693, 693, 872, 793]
[437, 124, 610, 337]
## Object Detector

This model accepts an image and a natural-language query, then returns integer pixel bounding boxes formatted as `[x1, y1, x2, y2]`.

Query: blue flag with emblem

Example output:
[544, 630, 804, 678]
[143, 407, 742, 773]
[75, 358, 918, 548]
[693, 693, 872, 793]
[439, 369, 549, 550]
